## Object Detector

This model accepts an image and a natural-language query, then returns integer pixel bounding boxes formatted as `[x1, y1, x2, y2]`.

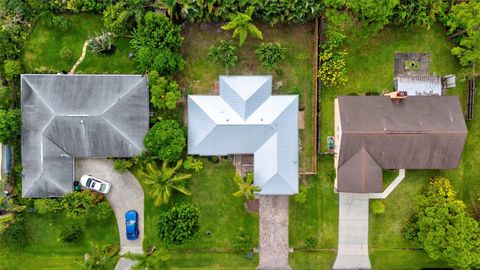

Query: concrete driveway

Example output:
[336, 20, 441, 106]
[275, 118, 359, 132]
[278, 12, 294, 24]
[75, 158, 144, 255]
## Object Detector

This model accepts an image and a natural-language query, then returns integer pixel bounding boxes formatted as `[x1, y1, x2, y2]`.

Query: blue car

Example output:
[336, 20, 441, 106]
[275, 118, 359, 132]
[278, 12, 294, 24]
[125, 210, 139, 240]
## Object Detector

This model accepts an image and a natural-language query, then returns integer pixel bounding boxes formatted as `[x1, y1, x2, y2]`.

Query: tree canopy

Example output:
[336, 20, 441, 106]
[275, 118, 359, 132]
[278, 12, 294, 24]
[0, 109, 20, 144]
[143, 120, 185, 162]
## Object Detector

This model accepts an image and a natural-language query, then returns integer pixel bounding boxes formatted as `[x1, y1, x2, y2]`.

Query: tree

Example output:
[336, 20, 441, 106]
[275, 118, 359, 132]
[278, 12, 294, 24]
[4, 60, 22, 82]
[148, 71, 182, 110]
[346, 0, 399, 35]
[124, 248, 170, 270]
[0, 109, 21, 144]
[403, 177, 480, 269]
[88, 30, 113, 54]
[208, 40, 238, 73]
[130, 12, 183, 52]
[157, 203, 200, 244]
[255, 43, 286, 71]
[82, 244, 119, 270]
[139, 160, 192, 206]
[103, 0, 151, 34]
[446, 1, 480, 77]
[135, 46, 184, 75]
[391, 0, 447, 28]
[232, 173, 261, 201]
[221, 7, 262, 46]
[143, 120, 185, 161]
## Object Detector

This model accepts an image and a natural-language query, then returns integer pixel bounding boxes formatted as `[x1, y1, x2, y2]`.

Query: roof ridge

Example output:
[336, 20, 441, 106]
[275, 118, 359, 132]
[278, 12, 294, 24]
[100, 77, 145, 115]
[22, 76, 56, 114]
[100, 116, 143, 152]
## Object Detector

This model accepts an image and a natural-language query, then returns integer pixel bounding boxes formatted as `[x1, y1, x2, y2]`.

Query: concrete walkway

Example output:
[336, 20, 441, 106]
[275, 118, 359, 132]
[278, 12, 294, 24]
[114, 258, 137, 270]
[368, 169, 405, 199]
[257, 195, 291, 270]
[75, 159, 144, 255]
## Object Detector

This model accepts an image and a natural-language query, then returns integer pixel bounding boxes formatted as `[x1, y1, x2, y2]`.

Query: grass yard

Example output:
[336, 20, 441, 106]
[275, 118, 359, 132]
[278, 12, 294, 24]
[134, 159, 259, 268]
[179, 22, 317, 174]
[24, 14, 136, 74]
[319, 23, 478, 268]
[0, 210, 118, 270]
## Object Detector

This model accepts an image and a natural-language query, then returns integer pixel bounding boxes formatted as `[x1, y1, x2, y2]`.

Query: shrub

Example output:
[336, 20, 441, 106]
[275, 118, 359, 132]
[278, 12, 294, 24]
[59, 47, 72, 59]
[88, 30, 113, 54]
[293, 184, 309, 204]
[83, 244, 119, 270]
[304, 235, 318, 250]
[60, 191, 95, 218]
[92, 201, 112, 221]
[136, 47, 184, 75]
[4, 60, 22, 82]
[51, 15, 71, 31]
[113, 159, 133, 174]
[404, 177, 480, 269]
[0, 215, 28, 250]
[157, 203, 200, 245]
[232, 229, 253, 252]
[0, 87, 11, 110]
[59, 223, 82, 242]
[255, 43, 286, 71]
[371, 200, 385, 215]
[34, 198, 61, 214]
[318, 30, 347, 87]
[0, 109, 21, 144]
[190, 159, 204, 172]
[208, 40, 238, 70]
[148, 71, 182, 110]
[144, 120, 185, 162]
[103, 2, 132, 34]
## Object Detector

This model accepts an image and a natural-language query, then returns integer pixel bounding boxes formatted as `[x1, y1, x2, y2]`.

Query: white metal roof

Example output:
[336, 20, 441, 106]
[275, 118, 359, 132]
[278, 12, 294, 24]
[394, 75, 442, 96]
[188, 76, 299, 195]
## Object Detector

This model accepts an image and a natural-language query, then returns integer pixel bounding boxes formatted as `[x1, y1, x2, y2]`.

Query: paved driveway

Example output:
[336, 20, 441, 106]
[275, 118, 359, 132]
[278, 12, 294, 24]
[75, 159, 144, 255]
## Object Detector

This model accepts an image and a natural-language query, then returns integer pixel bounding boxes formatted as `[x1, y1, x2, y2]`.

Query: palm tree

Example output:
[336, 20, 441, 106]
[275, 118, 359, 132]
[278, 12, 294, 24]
[221, 7, 263, 46]
[232, 173, 261, 201]
[82, 244, 119, 270]
[0, 196, 26, 233]
[125, 247, 170, 270]
[139, 160, 192, 206]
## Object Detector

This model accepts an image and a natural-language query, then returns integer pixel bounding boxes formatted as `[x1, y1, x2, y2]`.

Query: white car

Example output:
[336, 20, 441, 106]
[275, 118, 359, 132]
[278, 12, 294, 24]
[79, 174, 112, 194]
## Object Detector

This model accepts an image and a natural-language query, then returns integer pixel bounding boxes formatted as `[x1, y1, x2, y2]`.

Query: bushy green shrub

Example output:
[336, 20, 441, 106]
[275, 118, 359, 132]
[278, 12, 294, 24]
[255, 43, 286, 71]
[371, 200, 385, 215]
[148, 71, 182, 110]
[304, 235, 318, 250]
[232, 228, 253, 252]
[60, 191, 95, 218]
[144, 120, 185, 162]
[208, 40, 238, 70]
[183, 156, 204, 172]
[3, 60, 22, 82]
[318, 31, 347, 87]
[157, 203, 200, 245]
[59, 223, 82, 242]
[131, 12, 183, 52]
[0, 109, 21, 144]
[34, 198, 61, 214]
[113, 159, 133, 174]
[0, 87, 11, 110]
[92, 201, 112, 221]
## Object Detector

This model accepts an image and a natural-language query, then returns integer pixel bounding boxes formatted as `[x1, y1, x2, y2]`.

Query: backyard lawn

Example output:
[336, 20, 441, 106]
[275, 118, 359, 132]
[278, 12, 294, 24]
[179, 22, 317, 174]
[24, 14, 136, 74]
[319, 23, 478, 268]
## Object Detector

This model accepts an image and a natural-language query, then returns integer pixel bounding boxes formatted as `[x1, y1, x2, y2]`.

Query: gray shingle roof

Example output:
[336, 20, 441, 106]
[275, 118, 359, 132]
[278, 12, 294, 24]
[188, 76, 299, 195]
[336, 96, 467, 193]
[21, 74, 149, 197]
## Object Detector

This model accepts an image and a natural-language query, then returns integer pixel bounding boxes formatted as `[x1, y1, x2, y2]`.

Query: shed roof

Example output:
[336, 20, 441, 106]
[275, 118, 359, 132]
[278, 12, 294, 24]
[188, 76, 299, 195]
[336, 96, 467, 193]
[394, 76, 442, 96]
[21, 74, 149, 197]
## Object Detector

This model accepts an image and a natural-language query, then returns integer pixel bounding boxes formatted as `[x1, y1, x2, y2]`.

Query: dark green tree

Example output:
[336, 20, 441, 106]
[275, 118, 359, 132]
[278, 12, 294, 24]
[0, 109, 20, 144]
[157, 203, 200, 244]
[144, 120, 185, 161]
[148, 71, 182, 110]
[221, 7, 262, 46]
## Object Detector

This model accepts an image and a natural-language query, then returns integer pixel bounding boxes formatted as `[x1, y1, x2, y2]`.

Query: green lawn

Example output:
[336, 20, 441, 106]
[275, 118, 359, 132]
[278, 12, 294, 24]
[24, 14, 136, 74]
[179, 22, 317, 174]
[319, 23, 478, 268]
[0, 210, 119, 270]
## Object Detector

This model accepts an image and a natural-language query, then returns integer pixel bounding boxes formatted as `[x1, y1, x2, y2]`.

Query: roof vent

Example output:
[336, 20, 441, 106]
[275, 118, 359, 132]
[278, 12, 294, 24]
[384, 91, 407, 100]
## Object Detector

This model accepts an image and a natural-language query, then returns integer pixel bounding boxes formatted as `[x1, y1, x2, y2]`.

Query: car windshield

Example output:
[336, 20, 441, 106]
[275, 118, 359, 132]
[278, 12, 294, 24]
[127, 220, 136, 225]
[99, 184, 106, 192]
[86, 178, 92, 186]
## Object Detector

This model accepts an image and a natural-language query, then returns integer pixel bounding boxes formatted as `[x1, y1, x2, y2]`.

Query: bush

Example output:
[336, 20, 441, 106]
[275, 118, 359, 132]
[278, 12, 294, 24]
[34, 198, 61, 214]
[232, 229, 253, 252]
[59, 223, 82, 242]
[144, 120, 185, 162]
[92, 201, 112, 221]
[51, 15, 71, 31]
[0, 87, 11, 110]
[183, 156, 204, 172]
[293, 184, 309, 204]
[318, 30, 347, 87]
[103, 2, 132, 34]
[304, 235, 318, 250]
[148, 71, 182, 110]
[255, 43, 286, 71]
[88, 30, 113, 54]
[157, 203, 200, 245]
[0, 109, 21, 144]
[136, 47, 184, 75]
[4, 60, 22, 82]
[113, 159, 133, 174]
[371, 200, 385, 215]
[60, 191, 95, 218]
[59, 47, 72, 59]
[208, 40, 238, 70]
[0, 215, 28, 250]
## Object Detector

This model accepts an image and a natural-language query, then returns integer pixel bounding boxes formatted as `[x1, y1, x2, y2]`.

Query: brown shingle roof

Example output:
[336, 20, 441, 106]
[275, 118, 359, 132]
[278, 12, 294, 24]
[337, 96, 467, 193]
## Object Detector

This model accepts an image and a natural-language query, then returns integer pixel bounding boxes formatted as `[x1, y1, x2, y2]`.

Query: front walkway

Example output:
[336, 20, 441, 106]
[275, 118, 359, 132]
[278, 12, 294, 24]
[257, 195, 291, 270]
[75, 159, 144, 255]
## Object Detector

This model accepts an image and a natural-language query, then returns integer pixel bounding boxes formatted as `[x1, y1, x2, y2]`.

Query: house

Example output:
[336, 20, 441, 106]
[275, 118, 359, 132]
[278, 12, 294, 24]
[21, 74, 149, 197]
[188, 76, 299, 195]
[393, 52, 453, 96]
[334, 95, 467, 193]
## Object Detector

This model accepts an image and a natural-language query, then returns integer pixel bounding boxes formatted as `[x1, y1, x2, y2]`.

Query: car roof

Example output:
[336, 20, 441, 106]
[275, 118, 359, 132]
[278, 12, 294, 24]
[125, 210, 137, 219]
